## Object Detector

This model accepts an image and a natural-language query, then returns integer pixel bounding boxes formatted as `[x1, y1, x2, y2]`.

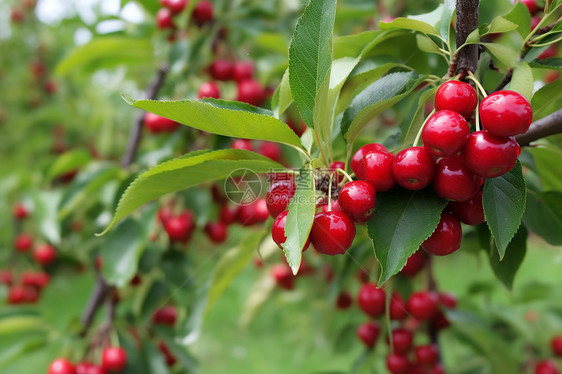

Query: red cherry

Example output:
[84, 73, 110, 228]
[204, 222, 228, 243]
[76, 362, 94, 374]
[259, 141, 282, 162]
[539, 45, 558, 60]
[156, 8, 174, 29]
[463, 130, 519, 178]
[237, 79, 263, 106]
[386, 353, 410, 374]
[13, 202, 29, 219]
[152, 306, 177, 326]
[309, 211, 356, 255]
[335, 291, 353, 309]
[520, 0, 540, 15]
[428, 364, 446, 374]
[286, 119, 306, 137]
[33, 244, 57, 265]
[48, 358, 76, 374]
[337, 181, 376, 223]
[321, 200, 342, 213]
[400, 250, 428, 277]
[390, 328, 413, 354]
[34, 272, 50, 288]
[390, 293, 408, 320]
[218, 204, 237, 225]
[198, 82, 220, 99]
[101, 347, 127, 372]
[14, 233, 33, 252]
[439, 292, 458, 309]
[551, 336, 562, 356]
[144, 112, 179, 134]
[271, 210, 310, 251]
[479, 90, 533, 137]
[271, 263, 294, 290]
[393, 146, 436, 190]
[0, 270, 12, 285]
[535, 360, 560, 374]
[164, 0, 187, 14]
[415, 344, 439, 366]
[232, 61, 254, 82]
[231, 138, 253, 151]
[422, 212, 462, 256]
[329, 161, 346, 184]
[191, 0, 214, 24]
[433, 155, 482, 202]
[422, 110, 470, 157]
[158, 342, 177, 367]
[357, 321, 380, 348]
[157, 207, 173, 225]
[363, 150, 395, 192]
[351, 143, 387, 179]
[448, 189, 485, 225]
[407, 291, 439, 320]
[357, 283, 386, 317]
[267, 181, 296, 218]
[23, 286, 39, 303]
[8, 286, 26, 304]
[434, 80, 478, 118]
[164, 211, 195, 243]
[237, 198, 269, 226]
[209, 60, 233, 81]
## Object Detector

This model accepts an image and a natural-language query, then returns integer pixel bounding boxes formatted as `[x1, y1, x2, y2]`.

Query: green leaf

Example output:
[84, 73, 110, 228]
[523, 191, 562, 246]
[508, 62, 534, 100]
[341, 72, 422, 146]
[399, 86, 439, 147]
[126, 97, 304, 149]
[416, 34, 444, 55]
[482, 42, 519, 68]
[56, 37, 153, 75]
[487, 16, 519, 35]
[272, 68, 292, 118]
[489, 225, 527, 290]
[334, 31, 380, 60]
[282, 167, 316, 274]
[504, 1, 532, 39]
[101, 149, 284, 234]
[32, 191, 62, 245]
[0, 316, 46, 335]
[46, 149, 92, 180]
[142, 340, 170, 374]
[439, 0, 456, 45]
[367, 188, 447, 284]
[529, 57, 562, 70]
[530, 146, 562, 190]
[531, 79, 562, 120]
[379, 17, 439, 36]
[288, 0, 337, 129]
[483, 161, 526, 259]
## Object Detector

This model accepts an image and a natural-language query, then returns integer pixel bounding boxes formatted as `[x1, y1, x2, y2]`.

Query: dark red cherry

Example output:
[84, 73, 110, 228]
[386, 353, 410, 374]
[400, 250, 428, 277]
[463, 130, 519, 178]
[422, 212, 462, 256]
[358, 283, 386, 317]
[363, 150, 395, 192]
[209, 60, 232, 81]
[144, 112, 179, 133]
[439, 292, 458, 309]
[198, 82, 220, 99]
[357, 321, 380, 348]
[448, 190, 485, 225]
[535, 360, 560, 374]
[309, 211, 356, 255]
[422, 110, 470, 157]
[335, 291, 353, 309]
[414, 344, 439, 366]
[390, 328, 413, 354]
[266, 181, 296, 218]
[152, 306, 177, 326]
[479, 90, 533, 138]
[433, 155, 482, 202]
[237, 198, 269, 226]
[337, 181, 376, 223]
[552, 336, 562, 356]
[204, 222, 228, 243]
[48, 358, 76, 374]
[271, 263, 294, 290]
[232, 61, 254, 82]
[236, 79, 263, 106]
[33, 244, 57, 265]
[271, 210, 310, 251]
[389, 293, 408, 320]
[434, 80, 478, 118]
[407, 291, 439, 320]
[520, 0, 540, 15]
[393, 146, 436, 190]
[156, 8, 174, 30]
[191, 0, 213, 24]
[351, 143, 387, 179]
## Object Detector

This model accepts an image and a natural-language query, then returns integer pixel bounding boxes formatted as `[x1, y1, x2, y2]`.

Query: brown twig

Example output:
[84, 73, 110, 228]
[455, 0, 480, 76]
[80, 272, 112, 337]
[516, 109, 562, 147]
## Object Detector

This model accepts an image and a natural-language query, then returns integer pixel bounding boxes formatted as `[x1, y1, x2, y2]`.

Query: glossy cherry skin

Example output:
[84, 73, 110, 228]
[337, 181, 376, 223]
[271, 210, 310, 251]
[236, 198, 269, 226]
[335, 291, 353, 309]
[390, 293, 408, 320]
[415, 344, 439, 366]
[357, 321, 380, 348]
[271, 264, 294, 290]
[551, 336, 562, 356]
[232, 61, 254, 82]
[480, 90, 533, 138]
[448, 190, 485, 225]
[48, 358, 76, 374]
[386, 353, 410, 374]
[422, 110, 470, 157]
[434, 80, 478, 118]
[400, 250, 428, 277]
[266, 181, 296, 218]
[152, 306, 177, 326]
[191, 0, 213, 23]
[393, 146, 436, 190]
[363, 150, 395, 192]
[14, 233, 33, 252]
[156, 8, 174, 29]
[520, 0, 540, 15]
[433, 155, 482, 202]
[198, 82, 220, 99]
[535, 360, 560, 374]
[309, 211, 356, 255]
[144, 112, 179, 133]
[236, 79, 263, 106]
[357, 283, 386, 317]
[101, 347, 127, 372]
[407, 291, 439, 320]
[209, 59, 232, 81]
[164, 211, 195, 243]
[33, 244, 57, 265]
[463, 130, 519, 178]
[204, 222, 228, 243]
[423, 212, 462, 256]
[351, 143, 387, 179]
[390, 328, 414, 354]
[164, 0, 186, 14]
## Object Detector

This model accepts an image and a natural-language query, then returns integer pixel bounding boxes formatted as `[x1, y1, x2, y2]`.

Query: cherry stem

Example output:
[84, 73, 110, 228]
[474, 101, 481, 132]
[466, 71, 487, 98]
[327, 173, 333, 212]
[335, 168, 353, 183]
[413, 109, 436, 147]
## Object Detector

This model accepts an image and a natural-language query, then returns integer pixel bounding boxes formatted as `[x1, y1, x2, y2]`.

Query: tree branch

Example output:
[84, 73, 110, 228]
[516, 109, 562, 146]
[80, 272, 112, 336]
[455, 0, 480, 76]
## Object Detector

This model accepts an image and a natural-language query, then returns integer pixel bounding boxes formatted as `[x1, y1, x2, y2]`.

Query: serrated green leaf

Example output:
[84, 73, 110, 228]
[367, 189, 447, 284]
[487, 16, 519, 35]
[101, 149, 284, 234]
[288, 0, 337, 129]
[126, 97, 304, 149]
[283, 167, 315, 274]
[46, 149, 92, 180]
[531, 79, 562, 120]
[509, 62, 534, 100]
[529, 57, 562, 70]
[523, 190, 562, 245]
[272, 68, 292, 118]
[483, 161, 526, 259]
[504, 2, 532, 39]
[380, 17, 439, 36]
[489, 225, 527, 290]
[482, 42, 519, 68]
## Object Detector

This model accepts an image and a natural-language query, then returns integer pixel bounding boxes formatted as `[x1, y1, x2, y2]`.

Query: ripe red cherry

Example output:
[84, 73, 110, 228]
[309, 211, 356, 255]
[448, 189, 485, 225]
[164, 211, 195, 243]
[390, 328, 413, 354]
[423, 212, 462, 256]
[434, 80, 478, 118]
[76, 362, 95, 374]
[271, 210, 310, 251]
[23, 286, 39, 303]
[144, 112, 179, 133]
[433, 155, 482, 202]
[266, 181, 296, 218]
[237, 198, 269, 226]
[439, 292, 458, 309]
[231, 138, 253, 151]
[535, 360, 560, 374]
[363, 150, 395, 192]
[271, 264, 294, 290]
[198, 82, 220, 99]
[407, 291, 439, 320]
[337, 181, 376, 223]
[191, 0, 214, 24]
[520, 0, 540, 15]
[14, 233, 33, 252]
[351, 143, 387, 179]
[386, 353, 410, 374]
[400, 250, 428, 277]
[33, 244, 57, 265]
[463, 130, 519, 178]
[328, 161, 346, 184]
[152, 306, 177, 326]
[209, 60, 232, 81]
[204, 222, 228, 243]
[286, 119, 306, 137]
[232, 61, 254, 82]
[539, 45, 558, 60]
[101, 347, 127, 372]
[13, 202, 29, 219]
[218, 204, 237, 225]
[335, 291, 353, 309]
[415, 344, 439, 366]
[8, 286, 26, 304]
[357, 283, 386, 317]
[164, 0, 187, 14]
[156, 8, 174, 29]
[393, 146, 436, 190]
[237, 79, 263, 106]
[48, 358, 76, 374]
[390, 293, 408, 320]
[259, 141, 282, 162]
[422, 110, 470, 157]
[157, 206, 173, 225]
[357, 321, 380, 348]
[551, 336, 562, 356]
[479, 90, 533, 138]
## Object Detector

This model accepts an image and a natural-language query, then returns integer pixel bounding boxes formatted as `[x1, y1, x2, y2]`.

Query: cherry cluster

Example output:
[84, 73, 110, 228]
[534, 335, 562, 374]
[156, 0, 213, 32]
[151, 305, 181, 366]
[48, 347, 127, 374]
